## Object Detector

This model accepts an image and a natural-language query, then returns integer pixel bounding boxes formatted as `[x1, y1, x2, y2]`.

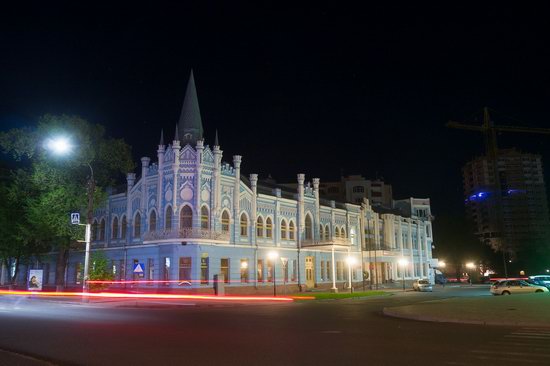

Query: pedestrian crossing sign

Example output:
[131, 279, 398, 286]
[133, 263, 144, 274]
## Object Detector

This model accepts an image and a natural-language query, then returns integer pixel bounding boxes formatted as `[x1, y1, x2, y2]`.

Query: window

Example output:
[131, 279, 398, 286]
[289, 221, 295, 240]
[112, 217, 118, 239]
[335, 227, 340, 238]
[281, 219, 287, 240]
[336, 261, 343, 281]
[92, 220, 98, 241]
[291, 260, 297, 281]
[201, 206, 209, 229]
[321, 260, 326, 280]
[99, 218, 106, 241]
[221, 210, 230, 232]
[201, 256, 209, 284]
[221, 258, 230, 283]
[352, 186, 364, 193]
[149, 210, 157, 232]
[326, 261, 331, 280]
[325, 225, 330, 240]
[121, 216, 127, 239]
[180, 206, 192, 229]
[240, 213, 248, 236]
[134, 213, 141, 237]
[257, 259, 264, 282]
[328, 187, 339, 193]
[240, 259, 249, 283]
[257, 216, 264, 237]
[179, 257, 191, 281]
[266, 217, 273, 238]
[305, 214, 313, 240]
[163, 257, 170, 284]
[165, 206, 172, 230]
[341, 227, 346, 238]
[283, 260, 289, 282]
[320, 225, 324, 240]
[119, 259, 125, 281]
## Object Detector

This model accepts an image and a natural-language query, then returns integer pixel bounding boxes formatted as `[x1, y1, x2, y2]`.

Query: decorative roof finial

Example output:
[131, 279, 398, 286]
[159, 129, 164, 145]
[174, 124, 179, 142]
[214, 129, 219, 146]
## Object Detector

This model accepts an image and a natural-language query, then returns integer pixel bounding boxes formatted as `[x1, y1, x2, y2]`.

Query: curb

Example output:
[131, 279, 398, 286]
[382, 306, 550, 329]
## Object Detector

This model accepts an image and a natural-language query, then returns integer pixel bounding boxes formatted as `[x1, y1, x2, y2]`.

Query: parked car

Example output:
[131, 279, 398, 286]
[525, 278, 550, 289]
[529, 275, 550, 285]
[490, 280, 549, 295]
[413, 279, 433, 292]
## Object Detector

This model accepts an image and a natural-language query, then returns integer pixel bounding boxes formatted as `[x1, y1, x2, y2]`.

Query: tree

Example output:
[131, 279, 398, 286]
[0, 115, 134, 288]
[88, 251, 114, 291]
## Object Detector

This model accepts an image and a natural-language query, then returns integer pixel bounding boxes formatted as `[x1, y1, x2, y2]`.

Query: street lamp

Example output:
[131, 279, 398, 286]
[466, 262, 475, 286]
[438, 261, 446, 268]
[268, 251, 279, 296]
[45, 136, 94, 294]
[398, 258, 408, 291]
[345, 256, 357, 293]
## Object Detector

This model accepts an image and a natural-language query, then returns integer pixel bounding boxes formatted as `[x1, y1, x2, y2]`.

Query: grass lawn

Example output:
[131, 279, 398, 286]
[291, 291, 389, 300]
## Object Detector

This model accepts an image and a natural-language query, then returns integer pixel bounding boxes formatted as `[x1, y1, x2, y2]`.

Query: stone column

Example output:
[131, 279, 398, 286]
[195, 140, 204, 229]
[250, 174, 258, 245]
[233, 155, 242, 243]
[313, 178, 320, 241]
[407, 219, 414, 278]
[417, 220, 425, 277]
[140, 157, 150, 231]
[126, 173, 135, 243]
[157, 143, 165, 226]
[172, 140, 180, 224]
[212, 144, 222, 218]
[297, 173, 305, 290]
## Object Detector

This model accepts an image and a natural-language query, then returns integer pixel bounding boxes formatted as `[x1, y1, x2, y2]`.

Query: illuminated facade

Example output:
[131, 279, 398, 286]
[27, 72, 437, 293]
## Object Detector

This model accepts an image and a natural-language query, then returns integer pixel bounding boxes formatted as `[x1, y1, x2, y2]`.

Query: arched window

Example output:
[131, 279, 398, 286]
[305, 214, 313, 240]
[121, 216, 127, 239]
[149, 210, 157, 232]
[112, 217, 119, 239]
[165, 206, 172, 230]
[335, 227, 340, 238]
[99, 218, 106, 241]
[289, 221, 295, 240]
[256, 216, 264, 237]
[92, 220, 98, 241]
[240, 213, 248, 237]
[134, 213, 141, 237]
[281, 219, 287, 240]
[201, 206, 209, 229]
[341, 227, 347, 238]
[221, 210, 230, 232]
[266, 217, 273, 238]
[319, 224, 324, 240]
[180, 206, 192, 228]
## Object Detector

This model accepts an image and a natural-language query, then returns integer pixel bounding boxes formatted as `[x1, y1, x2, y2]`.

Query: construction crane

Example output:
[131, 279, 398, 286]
[447, 107, 550, 277]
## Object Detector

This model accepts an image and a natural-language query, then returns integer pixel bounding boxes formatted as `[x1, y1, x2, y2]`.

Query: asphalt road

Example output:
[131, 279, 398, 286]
[1, 285, 549, 366]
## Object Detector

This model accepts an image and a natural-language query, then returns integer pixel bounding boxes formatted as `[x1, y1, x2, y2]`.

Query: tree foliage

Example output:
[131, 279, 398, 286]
[0, 115, 135, 285]
[89, 251, 114, 291]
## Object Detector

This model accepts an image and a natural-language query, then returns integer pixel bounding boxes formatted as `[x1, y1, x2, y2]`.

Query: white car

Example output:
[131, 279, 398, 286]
[529, 275, 550, 285]
[490, 280, 549, 295]
[413, 279, 433, 292]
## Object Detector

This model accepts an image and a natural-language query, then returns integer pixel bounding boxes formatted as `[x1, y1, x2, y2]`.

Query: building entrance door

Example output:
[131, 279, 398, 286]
[305, 256, 315, 288]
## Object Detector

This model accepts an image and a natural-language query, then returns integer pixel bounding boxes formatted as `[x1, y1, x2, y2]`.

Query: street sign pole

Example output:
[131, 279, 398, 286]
[82, 223, 91, 294]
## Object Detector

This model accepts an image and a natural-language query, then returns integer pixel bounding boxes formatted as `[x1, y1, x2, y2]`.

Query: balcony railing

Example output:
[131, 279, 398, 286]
[143, 228, 230, 242]
[301, 237, 351, 247]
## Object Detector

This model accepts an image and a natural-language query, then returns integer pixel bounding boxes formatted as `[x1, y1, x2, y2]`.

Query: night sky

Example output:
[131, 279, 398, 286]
[1, 3, 549, 260]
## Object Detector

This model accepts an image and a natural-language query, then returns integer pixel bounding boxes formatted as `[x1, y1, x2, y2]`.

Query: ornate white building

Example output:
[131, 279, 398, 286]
[55, 71, 437, 293]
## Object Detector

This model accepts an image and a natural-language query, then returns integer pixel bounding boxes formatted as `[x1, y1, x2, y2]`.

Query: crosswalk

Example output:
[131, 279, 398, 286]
[446, 328, 550, 365]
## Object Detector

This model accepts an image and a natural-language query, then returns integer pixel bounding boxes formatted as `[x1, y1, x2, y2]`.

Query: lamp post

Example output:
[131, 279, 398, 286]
[398, 258, 408, 291]
[466, 262, 475, 286]
[45, 136, 94, 294]
[345, 256, 357, 293]
[268, 251, 279, 296]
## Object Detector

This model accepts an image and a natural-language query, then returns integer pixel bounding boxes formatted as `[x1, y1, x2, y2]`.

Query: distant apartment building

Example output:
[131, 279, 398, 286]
[463, 149, 550, 260]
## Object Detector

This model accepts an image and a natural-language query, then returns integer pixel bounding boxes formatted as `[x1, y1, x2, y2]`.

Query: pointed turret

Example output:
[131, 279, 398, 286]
[159, 129, 165, 146]
[214, 129, 219, 146]
[177, 69, 203, 145]
[173, 124, 179, 142]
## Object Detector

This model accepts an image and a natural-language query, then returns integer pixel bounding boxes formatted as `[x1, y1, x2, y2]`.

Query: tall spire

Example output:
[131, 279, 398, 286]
[214, 129, 219, 146]
[177, 69, 203, 144]
[159, 129, 164, 146]
[173, 124, 179, 142]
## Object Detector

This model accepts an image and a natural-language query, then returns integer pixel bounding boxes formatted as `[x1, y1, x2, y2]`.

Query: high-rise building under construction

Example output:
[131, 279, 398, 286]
[463, 148, 550, 268]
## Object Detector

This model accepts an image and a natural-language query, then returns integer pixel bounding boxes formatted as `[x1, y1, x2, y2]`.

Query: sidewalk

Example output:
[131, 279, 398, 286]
[383, 292, 550, 328]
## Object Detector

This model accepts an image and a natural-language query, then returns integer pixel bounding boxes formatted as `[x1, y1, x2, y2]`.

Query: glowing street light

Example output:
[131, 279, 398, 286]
[268, 251, 279, 296]
[465, 262, 475, 286]
[438, 261, 446, 268]
[45, 136, 72, 155]
[45, 135, 94, 295]
[345, 256, 357, 293]
[398, 258, 408, 291]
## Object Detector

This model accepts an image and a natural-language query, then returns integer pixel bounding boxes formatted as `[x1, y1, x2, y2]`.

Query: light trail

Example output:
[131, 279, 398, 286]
[0, 290, 294, 302]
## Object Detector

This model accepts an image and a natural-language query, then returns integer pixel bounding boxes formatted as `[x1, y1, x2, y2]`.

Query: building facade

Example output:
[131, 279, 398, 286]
[463, 149, 550, 263]
[2, 72, 438, 291]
